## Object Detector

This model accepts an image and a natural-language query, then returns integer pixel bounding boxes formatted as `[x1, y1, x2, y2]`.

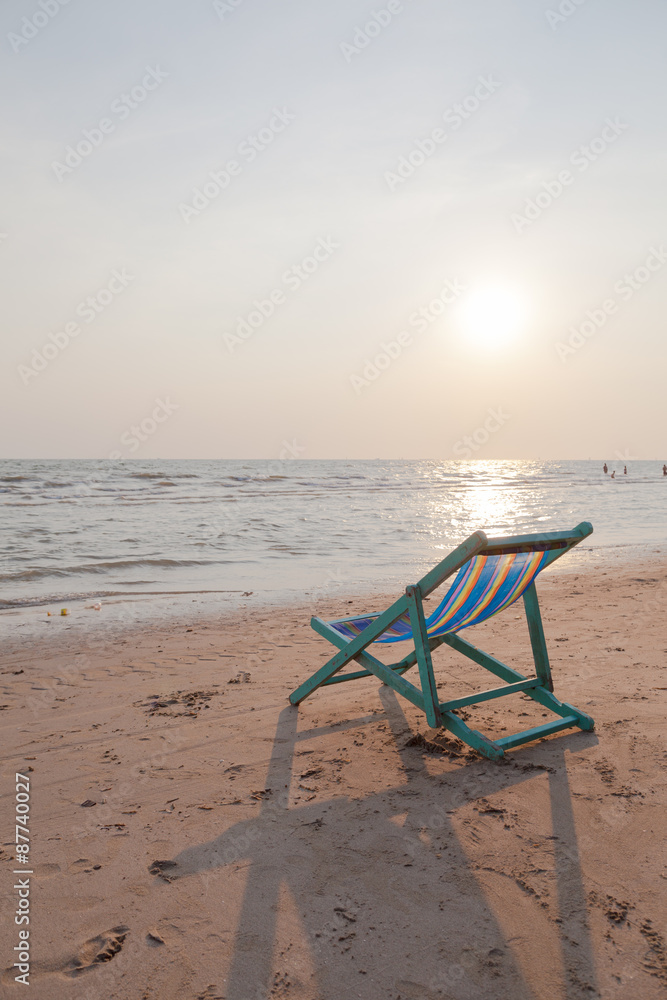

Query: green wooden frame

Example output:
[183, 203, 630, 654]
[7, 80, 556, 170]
[289, 522, 594, 759]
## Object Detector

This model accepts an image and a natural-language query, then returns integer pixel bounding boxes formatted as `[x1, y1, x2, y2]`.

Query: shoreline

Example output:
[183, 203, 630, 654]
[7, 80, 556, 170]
[1, 540, 666, 647]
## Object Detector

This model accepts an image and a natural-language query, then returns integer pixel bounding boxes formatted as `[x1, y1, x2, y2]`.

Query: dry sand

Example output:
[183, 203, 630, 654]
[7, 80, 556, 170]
[0, 564, 666, 999]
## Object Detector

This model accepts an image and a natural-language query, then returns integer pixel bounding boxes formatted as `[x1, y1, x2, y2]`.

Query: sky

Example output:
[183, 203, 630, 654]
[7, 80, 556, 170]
[2, 0, 666, 460]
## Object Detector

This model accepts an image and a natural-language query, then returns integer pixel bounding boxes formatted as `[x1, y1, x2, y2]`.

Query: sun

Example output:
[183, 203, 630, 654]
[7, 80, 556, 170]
[458, 285, 527, 350]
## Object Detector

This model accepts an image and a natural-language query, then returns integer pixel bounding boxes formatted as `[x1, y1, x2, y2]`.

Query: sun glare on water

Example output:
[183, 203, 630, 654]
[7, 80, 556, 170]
[458, 285, 527, 350]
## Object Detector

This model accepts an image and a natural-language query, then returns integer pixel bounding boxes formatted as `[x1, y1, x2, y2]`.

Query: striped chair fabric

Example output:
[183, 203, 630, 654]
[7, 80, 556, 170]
[328, 549, 551, 643]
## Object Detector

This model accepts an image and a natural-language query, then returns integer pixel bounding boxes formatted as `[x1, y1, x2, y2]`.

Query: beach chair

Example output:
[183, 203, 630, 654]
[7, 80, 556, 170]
[289, 522, 594, 759]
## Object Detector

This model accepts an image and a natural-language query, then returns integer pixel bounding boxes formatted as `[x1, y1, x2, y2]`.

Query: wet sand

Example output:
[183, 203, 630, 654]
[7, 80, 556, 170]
[0, 564, 666, 999]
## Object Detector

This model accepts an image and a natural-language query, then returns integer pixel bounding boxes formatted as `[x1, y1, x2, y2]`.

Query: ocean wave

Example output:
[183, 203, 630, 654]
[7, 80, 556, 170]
[0, 557, 222, 584]
[128, 472, 173, 479]
[0, 587, 241, 610]
[124, 472, 200, 481]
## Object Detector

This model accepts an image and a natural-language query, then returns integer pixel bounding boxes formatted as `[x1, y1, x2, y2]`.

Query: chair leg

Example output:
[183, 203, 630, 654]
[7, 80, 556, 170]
[527, 686, 595, 731]
[289, 650, 342, 705]
[523, 583, 554, 692]
[440, 710, 504, 760]
[405, 585, 442, 728]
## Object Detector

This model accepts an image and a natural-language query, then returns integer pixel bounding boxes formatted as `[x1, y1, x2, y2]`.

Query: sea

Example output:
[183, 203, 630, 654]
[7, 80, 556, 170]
[1, 459, 665, 636]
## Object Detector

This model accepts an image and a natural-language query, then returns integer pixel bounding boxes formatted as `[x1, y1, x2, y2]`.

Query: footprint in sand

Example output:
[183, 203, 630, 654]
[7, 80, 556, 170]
[60, 925, 129, 977]
[33, 862, 61, 876]
[4, 925, 132, 984]
[148, 859, 180, 881]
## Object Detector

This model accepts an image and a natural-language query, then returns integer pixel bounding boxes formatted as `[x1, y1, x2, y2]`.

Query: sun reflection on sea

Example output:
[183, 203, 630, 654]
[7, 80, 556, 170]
[428, 461, 550, 546]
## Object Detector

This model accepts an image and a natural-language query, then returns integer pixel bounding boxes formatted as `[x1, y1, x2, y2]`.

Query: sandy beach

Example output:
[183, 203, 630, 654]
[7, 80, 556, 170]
[1, 563, 666, 1000]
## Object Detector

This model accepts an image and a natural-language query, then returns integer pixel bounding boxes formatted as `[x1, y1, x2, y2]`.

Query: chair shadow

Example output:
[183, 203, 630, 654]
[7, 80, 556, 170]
[156, 693, 599, 1000]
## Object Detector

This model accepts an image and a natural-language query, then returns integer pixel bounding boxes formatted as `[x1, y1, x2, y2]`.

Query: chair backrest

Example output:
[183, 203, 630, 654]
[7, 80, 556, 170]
[373, 522, 593, 643]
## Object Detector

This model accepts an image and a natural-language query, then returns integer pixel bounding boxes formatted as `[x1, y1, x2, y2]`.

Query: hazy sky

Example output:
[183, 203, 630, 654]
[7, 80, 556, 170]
[2, 0, 666, 460]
